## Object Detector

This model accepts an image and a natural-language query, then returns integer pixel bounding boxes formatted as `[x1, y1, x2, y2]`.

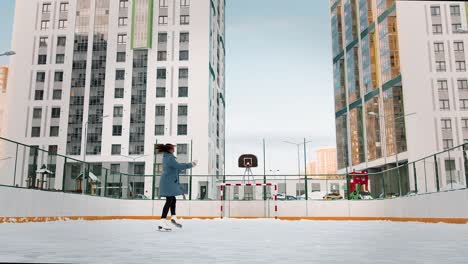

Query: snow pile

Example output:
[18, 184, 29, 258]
[0, 219, 467, 264]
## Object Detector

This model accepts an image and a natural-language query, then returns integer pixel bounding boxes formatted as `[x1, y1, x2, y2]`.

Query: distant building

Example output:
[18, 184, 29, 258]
[0, 66, 8, 137]
[306, 147, 338, 176]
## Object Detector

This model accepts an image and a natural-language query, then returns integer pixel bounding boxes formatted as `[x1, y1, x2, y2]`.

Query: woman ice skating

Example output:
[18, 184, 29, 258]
[156, 144, 197, 231]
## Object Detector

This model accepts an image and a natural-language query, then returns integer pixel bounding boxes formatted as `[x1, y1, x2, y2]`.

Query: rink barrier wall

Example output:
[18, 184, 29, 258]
[1, 186, 467, 224]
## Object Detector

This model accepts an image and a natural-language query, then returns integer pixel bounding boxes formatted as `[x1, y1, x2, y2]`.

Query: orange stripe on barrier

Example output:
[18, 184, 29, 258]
[0, 216, 467, 224]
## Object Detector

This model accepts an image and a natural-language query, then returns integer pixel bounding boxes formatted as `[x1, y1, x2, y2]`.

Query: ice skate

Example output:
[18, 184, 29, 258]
[158, 219, 172, 232]
[170, 216, 183, 228]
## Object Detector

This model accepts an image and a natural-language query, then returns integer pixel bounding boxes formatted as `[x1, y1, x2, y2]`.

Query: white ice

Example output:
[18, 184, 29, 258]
[0, 219, 467, 264]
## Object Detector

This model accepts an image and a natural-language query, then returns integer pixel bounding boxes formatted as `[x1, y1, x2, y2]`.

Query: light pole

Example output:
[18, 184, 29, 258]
[368, 112, 416, 195]
[82, 115, 109, 195]
[0, 51, 15, 57]
[121, 154, 148, 198]
[283, 140, 313, 176]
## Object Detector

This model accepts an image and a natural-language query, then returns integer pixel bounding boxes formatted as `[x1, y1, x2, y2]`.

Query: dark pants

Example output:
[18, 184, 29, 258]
[161, 196, 176, 219]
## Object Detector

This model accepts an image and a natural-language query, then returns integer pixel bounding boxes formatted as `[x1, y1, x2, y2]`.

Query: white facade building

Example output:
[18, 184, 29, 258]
[4, 0, 225, 199]
[330, 0, 468, 195]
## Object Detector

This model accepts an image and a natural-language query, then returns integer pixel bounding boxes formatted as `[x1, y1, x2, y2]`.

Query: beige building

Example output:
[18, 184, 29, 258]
[0, 66, 8, 137]
[307, 147, 338, 176]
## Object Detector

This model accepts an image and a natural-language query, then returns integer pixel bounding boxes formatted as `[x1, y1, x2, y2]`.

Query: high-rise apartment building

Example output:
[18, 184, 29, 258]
[316, 147, 338, 175]
[0, 66, 8, 137]
[4, 0, 225, 199]
[330, 0, 468, 194]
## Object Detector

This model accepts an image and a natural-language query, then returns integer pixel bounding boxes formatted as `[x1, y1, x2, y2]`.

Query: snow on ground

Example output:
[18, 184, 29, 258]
[0, 219, 467, 264]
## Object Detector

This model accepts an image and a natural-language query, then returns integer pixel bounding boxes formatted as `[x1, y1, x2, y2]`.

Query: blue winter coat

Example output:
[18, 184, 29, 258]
[159, 153, 193, 197]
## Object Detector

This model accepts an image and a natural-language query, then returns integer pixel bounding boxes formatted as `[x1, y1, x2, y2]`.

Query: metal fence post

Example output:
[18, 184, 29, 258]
[190, 139, 193, 201]
[152, 173, 156, 200]
[463, 144, 468, 189]
[263, 139, 266, 200]
[62, 157, 67, 191]
[119, 173, 122, 199]
[434, 155, 440, 192]
[104, 169, 108, 197]
[413, 162, 418, 193]
[303, 138, 308, 201]
[13, 143, 18, 186]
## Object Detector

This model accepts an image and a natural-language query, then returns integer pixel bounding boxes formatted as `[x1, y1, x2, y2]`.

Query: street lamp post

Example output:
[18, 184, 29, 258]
[0, 51, 15, 57]
[283, 140, 313, 176]
[82, 115, 109, 195]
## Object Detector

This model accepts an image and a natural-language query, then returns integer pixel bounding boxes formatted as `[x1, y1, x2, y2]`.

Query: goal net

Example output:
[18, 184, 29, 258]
[219, 183, 278, 219]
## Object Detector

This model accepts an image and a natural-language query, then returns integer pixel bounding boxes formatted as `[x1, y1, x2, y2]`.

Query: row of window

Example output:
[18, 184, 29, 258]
[109, 124, 188, 137]
[37, 54, 65, 65]
[437, 79, 468, 90]
[435, 60, 466, 72]
[430, 5, 462, 17]
[33, 90, 62, 101]
[439, 99, 468, 110]
[434, 41, 465, 53]
[39, 36, 66, 48]
[42, 2, 68, 13]
[440, 118, 468, 130]
[432, 23, 464, 35]
[40, 19, 68, 30]
[31, 126, 59, 137]
[119, 0, 191, 9]
[32, 107, 61, 119]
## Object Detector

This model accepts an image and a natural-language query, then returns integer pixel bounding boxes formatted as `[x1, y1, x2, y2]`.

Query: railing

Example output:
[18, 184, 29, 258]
[0, 136, 466, 201]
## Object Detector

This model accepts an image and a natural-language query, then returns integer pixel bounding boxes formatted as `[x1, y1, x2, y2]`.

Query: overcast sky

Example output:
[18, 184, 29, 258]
[0, 0, 336, 175]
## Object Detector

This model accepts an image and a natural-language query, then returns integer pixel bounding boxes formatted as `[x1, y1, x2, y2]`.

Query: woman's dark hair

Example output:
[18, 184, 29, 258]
[156, 144, 175, 153]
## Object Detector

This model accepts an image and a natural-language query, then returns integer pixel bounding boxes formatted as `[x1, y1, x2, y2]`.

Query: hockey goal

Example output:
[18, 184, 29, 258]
[219, 183, 278, 219]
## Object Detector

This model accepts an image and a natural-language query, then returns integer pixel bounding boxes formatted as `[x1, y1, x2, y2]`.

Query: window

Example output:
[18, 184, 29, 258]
[42, 3, 51, 13]
[179, 68, 188, 79]
[157, 51, 167, 61]
[159, 16, 168, 25]
[456, 61, 466, 72]
[178, 87, 188, 97]
[157, 68, 166, 79]
[116, 70, 125, 80]
[441, 119, 452, 129]
[178, 105, 188, 116]
[117, 34, 127, 44]
[436, 61, 446, 72]
[113, 106, 123, 117]
[440, 99, 450, 110]
[53, 90, 62, 100]
[180, 15, 190, 25]
[177, 144, 188, 155]
[57, 36, 66, 47]
[430, 6, 440, 16]
[119, 17, 128, 27]
[156, 87, 166, 98]
[177, 125, 187, 135]
[443, 139, 454, 150]
[461, 99, 468, 110]
[48, 145, 58, 155]
[156, 105, 165, 117]
[112, 125, 122, 136]
[115, 88, 124, 99]
[39, 37, 48, 47]
[36, 72, 46, 82]
[181, 0, 190, 7]
[58, 19, 68, 29]
[31, 127, 41, 137]
[179, 50, 189, 61]
[437, 80, 448, 90]
[432, 24, 442, 34]
[434, 42, 444, 53]
[454, 41, 464, 52]
[119, 0, 129, 8]
[111, 164, 120, 175]
[50, 126, 59, 137]
[38, 55, 47, 65]
[452, 23, 462, 33]
[155, 125, 165, 136]
[450, 5, 461, 16]
[462, 118, 468, 128]
[35, 90, 44, 100]
[56, 54, 65, 64]
[458, 79, 468, 90]
[159, 0, 168, 8]
[111, 144, 121, 155]
[158, 33, 167, 43]
[180, 32, 189, 43]
[41, 20, 49, 30]
[311, 183, 321, 192]
[33, 108, 42, 119]
[60, 2, 69, 12]
[51, 107, 61, 118]
[117, 52, 126, 62]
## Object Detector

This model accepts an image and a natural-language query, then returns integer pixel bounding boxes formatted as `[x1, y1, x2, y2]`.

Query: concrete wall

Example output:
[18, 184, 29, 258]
[1, 186, 467, 222]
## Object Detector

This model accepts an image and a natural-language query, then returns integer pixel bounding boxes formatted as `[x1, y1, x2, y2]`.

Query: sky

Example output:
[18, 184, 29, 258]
[0, 0, 336, 175]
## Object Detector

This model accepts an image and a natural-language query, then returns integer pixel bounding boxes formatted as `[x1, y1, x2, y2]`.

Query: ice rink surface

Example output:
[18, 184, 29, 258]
[0, 219, 467, 264]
